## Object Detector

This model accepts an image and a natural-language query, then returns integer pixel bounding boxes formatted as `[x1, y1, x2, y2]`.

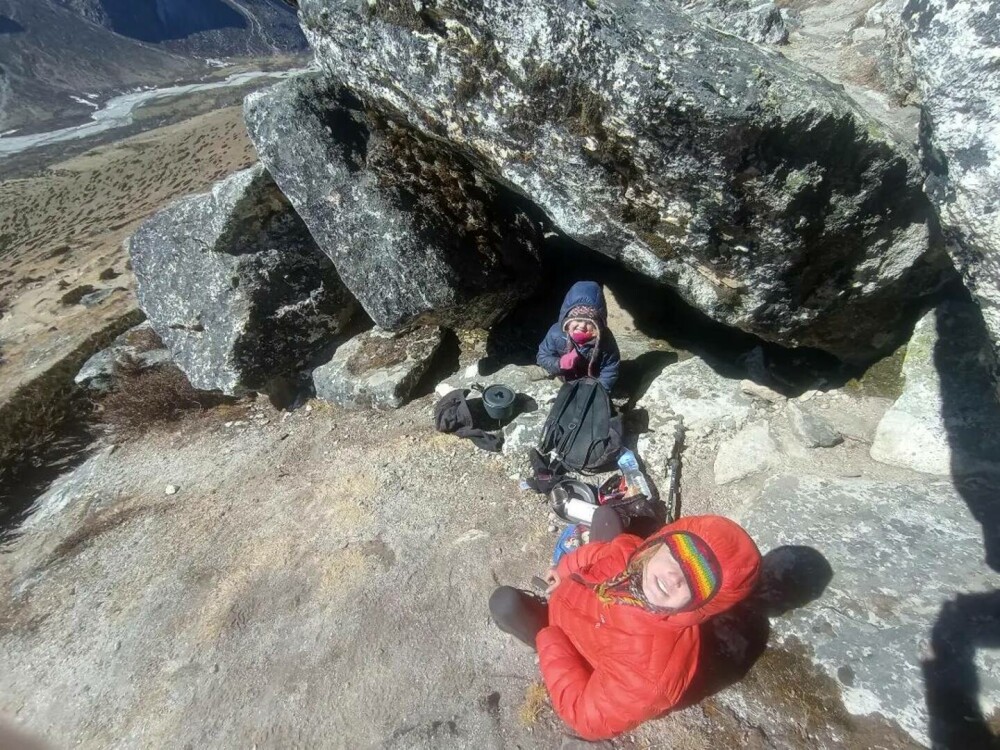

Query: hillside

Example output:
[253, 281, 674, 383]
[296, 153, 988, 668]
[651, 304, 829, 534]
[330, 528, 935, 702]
[56, 0, 304, 55]
[0, 0, 304, 134]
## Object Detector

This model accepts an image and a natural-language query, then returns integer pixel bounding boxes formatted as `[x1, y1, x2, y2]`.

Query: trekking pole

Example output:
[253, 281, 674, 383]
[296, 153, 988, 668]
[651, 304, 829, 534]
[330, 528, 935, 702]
[664, 422, 685, 523]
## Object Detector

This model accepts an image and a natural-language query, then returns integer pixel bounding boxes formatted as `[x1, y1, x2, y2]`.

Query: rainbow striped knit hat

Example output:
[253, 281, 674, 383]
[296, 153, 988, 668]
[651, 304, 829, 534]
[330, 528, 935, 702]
[663, 532, 721, 606]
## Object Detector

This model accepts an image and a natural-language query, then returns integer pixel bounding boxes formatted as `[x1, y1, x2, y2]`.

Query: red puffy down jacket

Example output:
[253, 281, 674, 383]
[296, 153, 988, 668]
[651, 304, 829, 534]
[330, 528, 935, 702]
[537, 515, 761, 740]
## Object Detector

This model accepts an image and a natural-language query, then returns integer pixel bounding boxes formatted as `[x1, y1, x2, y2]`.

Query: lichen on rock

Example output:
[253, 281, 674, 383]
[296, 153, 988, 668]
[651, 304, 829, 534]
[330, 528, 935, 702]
[298, 0, 947, 362]
[245, 71, 543, 332]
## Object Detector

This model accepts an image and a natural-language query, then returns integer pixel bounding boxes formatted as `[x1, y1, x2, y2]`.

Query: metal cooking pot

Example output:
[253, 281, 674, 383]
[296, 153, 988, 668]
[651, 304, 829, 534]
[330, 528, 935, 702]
[481, 384, 516, 421]
[550, 479, 599, 525]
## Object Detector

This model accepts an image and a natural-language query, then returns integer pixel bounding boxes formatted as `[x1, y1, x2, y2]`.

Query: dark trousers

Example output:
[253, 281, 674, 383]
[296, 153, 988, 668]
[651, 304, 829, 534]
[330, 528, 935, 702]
[489, 506, 625, 649]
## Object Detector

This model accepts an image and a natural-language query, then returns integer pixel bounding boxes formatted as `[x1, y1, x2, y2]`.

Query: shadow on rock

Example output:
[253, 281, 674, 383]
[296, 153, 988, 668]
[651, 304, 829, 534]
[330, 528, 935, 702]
[934, 296, 1000, 570]
[617, 350, 678, 407]
[678, 545, 834, 709]
[923, 591, 1000, 749]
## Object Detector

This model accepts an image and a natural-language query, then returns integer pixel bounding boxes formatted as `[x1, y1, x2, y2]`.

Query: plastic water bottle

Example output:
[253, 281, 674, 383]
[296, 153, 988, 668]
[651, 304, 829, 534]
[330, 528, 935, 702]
[618, 449, 652, 499]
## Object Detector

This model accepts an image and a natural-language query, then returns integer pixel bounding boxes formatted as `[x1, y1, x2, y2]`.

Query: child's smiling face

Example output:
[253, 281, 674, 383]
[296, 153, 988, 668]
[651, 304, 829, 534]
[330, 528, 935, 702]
[567, 319, 597, 337]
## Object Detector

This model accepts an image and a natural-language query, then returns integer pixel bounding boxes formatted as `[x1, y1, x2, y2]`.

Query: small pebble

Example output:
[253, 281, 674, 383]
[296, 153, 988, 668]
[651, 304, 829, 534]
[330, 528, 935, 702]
[548, 524, 558, 533]
[164, 484, 179, 496]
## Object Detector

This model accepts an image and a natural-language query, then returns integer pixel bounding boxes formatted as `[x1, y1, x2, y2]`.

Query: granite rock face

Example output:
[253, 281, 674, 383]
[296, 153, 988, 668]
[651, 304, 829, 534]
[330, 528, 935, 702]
[678, 0, 789, 45]
[244, 72, 543, 331]
[713, 419, 779, 484]
[737, 474, 1000, 747]
[312, 326, 443, 409]
[636, 356, 753, 434]
[129, 165, 357, 396]
[904, 0, 1000, 365]
[299, 0, 946, 362]
[870, 300, 1000, 475]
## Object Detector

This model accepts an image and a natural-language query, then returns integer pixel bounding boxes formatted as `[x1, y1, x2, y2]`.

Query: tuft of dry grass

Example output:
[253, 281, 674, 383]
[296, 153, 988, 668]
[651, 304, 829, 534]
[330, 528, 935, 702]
[98, 365, 229, 437]
[59, 285, 96, 306]
[120, 325, 164, 352]
[518, 682, 549, 727]
[0, 311, 142, 496]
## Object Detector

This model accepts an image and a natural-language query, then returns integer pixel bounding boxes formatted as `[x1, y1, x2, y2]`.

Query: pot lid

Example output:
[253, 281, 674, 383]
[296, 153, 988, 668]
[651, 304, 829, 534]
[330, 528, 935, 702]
[482, 384, 515, 409]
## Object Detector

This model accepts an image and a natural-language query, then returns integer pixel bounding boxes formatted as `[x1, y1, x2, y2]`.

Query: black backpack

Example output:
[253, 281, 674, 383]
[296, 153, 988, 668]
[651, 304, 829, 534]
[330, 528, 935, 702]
[538, 378, 622, 473]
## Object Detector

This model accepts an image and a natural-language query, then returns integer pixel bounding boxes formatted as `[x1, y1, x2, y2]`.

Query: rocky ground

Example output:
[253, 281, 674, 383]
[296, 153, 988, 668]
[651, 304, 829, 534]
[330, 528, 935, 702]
[2, 292, 999, 748]
[3, 0, 1000, 747]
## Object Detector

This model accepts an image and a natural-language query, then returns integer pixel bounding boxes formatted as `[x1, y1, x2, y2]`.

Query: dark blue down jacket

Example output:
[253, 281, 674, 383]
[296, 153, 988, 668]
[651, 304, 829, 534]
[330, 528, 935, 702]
[536, 281, 620, 392]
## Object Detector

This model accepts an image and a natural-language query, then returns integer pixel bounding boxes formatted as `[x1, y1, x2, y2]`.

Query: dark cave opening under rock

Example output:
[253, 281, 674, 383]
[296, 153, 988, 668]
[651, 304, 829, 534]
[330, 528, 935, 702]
[482, 231, 869, 402]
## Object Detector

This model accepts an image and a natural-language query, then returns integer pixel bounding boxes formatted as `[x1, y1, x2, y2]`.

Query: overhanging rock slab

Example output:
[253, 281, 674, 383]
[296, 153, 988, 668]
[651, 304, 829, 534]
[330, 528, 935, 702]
[299, 0, 946, 361]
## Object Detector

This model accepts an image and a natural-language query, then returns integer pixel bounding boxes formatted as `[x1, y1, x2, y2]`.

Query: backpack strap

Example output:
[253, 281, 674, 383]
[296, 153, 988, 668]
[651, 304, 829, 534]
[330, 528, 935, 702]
[540, 380, 577, 454]
[554, 380, 599, 463]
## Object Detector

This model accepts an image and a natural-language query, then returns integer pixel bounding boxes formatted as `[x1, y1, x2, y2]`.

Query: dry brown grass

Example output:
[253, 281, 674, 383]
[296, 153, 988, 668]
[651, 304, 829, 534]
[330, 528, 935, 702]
[0, 105, 255, 269]
[98, 365, 229, 437]
[0, 105, 258, 409]
[59, 284, 96, 306]
[518, 682, 549, 727]
[0, 311, 142, 495]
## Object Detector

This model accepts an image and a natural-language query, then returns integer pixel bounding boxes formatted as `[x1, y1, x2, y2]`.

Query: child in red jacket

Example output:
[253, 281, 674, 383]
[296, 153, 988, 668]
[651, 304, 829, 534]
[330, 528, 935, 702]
[489, 510, 761, 740]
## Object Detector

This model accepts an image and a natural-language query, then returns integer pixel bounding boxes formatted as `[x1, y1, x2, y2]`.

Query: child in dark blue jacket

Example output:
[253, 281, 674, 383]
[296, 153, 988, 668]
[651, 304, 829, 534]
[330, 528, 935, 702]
[537, 281, 621, 392]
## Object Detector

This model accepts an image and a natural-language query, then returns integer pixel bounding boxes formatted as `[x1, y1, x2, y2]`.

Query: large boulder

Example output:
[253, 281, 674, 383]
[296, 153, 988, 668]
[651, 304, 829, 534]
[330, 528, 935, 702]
[636, 356, 753, 434]
[313, 326, 443, 409]
[244, 72, 543, 331]
[635, 355, 752, 490]
[678, 0, 789, 45]
[736, 474, 1000, 747]
[299, 0, 947, 362]
[870, 299, 1000, 475]
[129, 165, 357, 396]
[904, 0, 1000, 364]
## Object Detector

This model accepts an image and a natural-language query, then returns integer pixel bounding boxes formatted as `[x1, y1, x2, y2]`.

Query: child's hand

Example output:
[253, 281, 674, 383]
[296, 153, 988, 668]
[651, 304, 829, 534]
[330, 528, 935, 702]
[559, 351, 579, 371]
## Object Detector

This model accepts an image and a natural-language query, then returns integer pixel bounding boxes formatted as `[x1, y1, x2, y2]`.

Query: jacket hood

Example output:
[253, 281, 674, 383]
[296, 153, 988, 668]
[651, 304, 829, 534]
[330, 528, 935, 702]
[631, 515, 761, 626]
[559, 281, 607, 325]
